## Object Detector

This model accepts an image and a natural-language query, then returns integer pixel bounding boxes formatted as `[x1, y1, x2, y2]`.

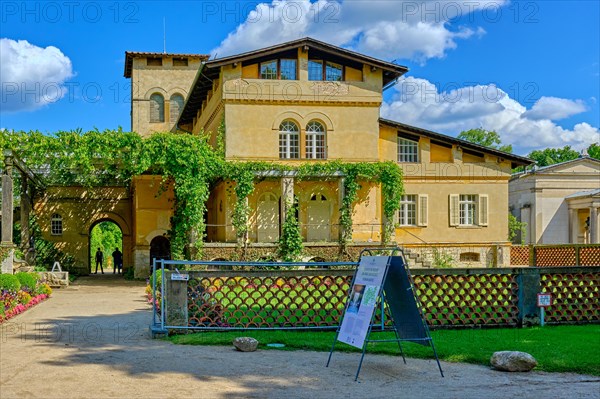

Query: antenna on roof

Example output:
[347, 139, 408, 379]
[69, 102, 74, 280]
[163, 17, 166, 53]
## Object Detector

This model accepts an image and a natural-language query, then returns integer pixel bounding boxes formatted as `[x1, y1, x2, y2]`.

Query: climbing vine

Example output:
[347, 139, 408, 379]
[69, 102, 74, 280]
[1, 129, 404, 261]
[278, 200, 303, 261]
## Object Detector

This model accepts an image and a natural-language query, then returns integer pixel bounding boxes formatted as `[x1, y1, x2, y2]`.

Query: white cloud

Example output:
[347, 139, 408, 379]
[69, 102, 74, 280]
[523, 96, 588, 121]
[381, 77, 599, 153]
[0, 38, 74, 113]
[212, 0, 504, 62]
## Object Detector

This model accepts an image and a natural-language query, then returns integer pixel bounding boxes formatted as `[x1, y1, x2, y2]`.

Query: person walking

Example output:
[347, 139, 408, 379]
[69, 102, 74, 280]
[94, 248, 104, 274]
[112, 248, 123, 275]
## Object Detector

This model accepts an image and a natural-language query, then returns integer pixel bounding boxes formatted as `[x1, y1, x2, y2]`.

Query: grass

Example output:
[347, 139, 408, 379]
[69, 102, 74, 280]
[169, 324, 600, 376]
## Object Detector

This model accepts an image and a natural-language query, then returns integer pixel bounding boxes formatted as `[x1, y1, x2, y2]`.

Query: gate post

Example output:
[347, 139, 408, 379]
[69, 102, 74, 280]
[516, 267, 541, 326]
[165, 272, 188, 327]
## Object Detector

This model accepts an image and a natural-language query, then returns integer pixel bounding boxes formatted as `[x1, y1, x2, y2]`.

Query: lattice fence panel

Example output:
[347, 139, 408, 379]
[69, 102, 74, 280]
[535, 247, 576, 267]
[510, 246, 530, 265]
[541, 272, 600, 323]
[413, 274, 519, 327]
[580, 247, 600, 266]
[186, 273, 352, 328]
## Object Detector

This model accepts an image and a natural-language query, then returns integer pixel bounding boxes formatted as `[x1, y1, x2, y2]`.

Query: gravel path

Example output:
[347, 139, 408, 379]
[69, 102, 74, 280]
[1, 275, 598, 399]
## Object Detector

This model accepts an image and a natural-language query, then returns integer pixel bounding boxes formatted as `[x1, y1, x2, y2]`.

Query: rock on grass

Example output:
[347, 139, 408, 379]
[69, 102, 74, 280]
[491, 351, 537, 372]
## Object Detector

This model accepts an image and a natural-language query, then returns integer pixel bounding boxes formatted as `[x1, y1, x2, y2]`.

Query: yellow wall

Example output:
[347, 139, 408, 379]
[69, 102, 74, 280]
[131, 176, 175, 274]
[34, 186, 133, 273]
[378, 124, 512, 245]
[130, 56, 202, 136]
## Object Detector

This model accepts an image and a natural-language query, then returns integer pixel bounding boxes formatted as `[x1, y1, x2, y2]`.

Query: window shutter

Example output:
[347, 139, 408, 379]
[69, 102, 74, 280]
[479, 194, 489, 226]
[449, 194, 459, 226]
[150, 94, 165, 123]
[170, 94, 184, 123]
[418, 194, 428, 226]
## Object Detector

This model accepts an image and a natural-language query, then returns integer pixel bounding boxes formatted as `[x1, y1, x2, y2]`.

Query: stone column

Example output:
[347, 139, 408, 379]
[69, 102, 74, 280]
[569, 208, 578, 244]
[20, 173, 31, 250]
[338, 177, 345, 242]
[1, 152, 14, 273]
[280, 175, 295, 223]
[590, 206, 599, 244]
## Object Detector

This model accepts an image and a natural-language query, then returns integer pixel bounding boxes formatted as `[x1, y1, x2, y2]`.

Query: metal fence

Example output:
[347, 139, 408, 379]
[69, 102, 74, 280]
[150, 260, 600, 335]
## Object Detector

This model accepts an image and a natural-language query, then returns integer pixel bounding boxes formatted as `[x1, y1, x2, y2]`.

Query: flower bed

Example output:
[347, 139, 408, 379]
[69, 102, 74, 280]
[0, 272, 53, 324]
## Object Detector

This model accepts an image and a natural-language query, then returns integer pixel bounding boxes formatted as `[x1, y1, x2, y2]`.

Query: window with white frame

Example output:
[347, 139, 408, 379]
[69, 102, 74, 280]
[399, 195, 417, 226]
[260, 60, 278, 79]
[450, 194, 488, 227]
[398, 136, 419, 162]
[51, 213, 63, 235]
[279, 120, 299, 159]
[459, 195, 477, 226]
[305, 121, 326, 159]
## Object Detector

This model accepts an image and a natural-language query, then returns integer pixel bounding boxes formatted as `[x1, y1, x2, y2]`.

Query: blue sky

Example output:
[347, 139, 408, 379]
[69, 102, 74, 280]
[1, 0, 598, 155]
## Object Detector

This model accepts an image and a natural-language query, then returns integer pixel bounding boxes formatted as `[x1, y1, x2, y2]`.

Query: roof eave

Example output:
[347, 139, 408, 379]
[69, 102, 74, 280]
[379, 118, 533, 167]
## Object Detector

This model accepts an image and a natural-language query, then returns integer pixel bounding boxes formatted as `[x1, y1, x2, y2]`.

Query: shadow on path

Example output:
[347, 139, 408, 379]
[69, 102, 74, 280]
[1, 276, 598, 399]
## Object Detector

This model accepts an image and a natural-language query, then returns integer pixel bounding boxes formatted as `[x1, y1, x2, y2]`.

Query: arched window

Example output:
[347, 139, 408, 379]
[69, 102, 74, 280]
[306, 121, 326, 159]
[279, 120, 299, 159]
[51, 213, 63, 235]
[169, 94, 184, 122]
[149, 93, 165, 123]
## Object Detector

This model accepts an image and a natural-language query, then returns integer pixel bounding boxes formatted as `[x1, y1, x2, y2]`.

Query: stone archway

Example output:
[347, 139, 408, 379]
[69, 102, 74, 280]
[88, 219, 123, 275]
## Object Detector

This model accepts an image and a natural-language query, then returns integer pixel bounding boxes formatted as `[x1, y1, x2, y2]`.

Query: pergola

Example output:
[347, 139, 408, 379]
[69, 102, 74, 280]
[1, 150, 45, 273]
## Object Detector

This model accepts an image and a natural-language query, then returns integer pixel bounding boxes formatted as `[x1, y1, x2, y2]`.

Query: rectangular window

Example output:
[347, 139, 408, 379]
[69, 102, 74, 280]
[398, 137, 419, 162]
[280, 59, 297, 80]
[308, 60, 323, 81]
[399, 195, 417, 226]
[325, 62, 343, 81]
[147, 58, 162, 66]
[51, 216, 63, 235]
[459, 194, 478, 226]
[260, 60, 278, 79]
[173, 57, 188, 67]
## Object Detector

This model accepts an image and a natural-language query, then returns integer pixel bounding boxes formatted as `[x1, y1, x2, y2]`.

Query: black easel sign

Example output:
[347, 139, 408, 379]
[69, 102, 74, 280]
[337, 256, 388, 349]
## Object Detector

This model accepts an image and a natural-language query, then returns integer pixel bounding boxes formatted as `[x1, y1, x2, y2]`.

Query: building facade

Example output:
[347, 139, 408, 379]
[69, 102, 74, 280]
[35, 38, 531, 276]
[509, 157, 600, 244]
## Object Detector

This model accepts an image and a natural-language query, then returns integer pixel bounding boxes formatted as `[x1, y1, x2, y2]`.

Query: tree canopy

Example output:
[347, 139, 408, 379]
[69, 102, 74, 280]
[457, 128, 513, 153]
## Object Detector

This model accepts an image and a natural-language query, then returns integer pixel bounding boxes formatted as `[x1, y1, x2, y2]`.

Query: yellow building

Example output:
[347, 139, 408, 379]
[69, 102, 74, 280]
[35, 38, 531, 276]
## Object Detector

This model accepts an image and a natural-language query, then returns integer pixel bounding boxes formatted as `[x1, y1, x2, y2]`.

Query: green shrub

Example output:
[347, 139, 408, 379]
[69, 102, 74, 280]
[151, 269, 163, 289]
[15, 272, 39, 291]
[0, 274, 22, 292]
[124, 267, 135, 280]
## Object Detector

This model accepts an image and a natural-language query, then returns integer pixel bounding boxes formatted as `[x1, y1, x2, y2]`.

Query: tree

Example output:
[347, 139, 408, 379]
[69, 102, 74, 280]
[457, 128, 513, 153]
[587, 143, 600, 160]
[527, 146, 580, 167]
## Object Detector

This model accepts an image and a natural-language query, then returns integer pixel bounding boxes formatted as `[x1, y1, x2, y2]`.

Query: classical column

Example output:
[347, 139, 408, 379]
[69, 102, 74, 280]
[280, 175, 295, 223]
[338, 177, 345, 242]
[20, 173, 31, 250]
[569, 208, 578, 244]
[1, 151, 14, 273]
[590, 206, 599, 244]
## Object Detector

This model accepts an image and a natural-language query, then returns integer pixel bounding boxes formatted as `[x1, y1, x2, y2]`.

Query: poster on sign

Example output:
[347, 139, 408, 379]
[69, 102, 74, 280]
[338, 256, 388, 349]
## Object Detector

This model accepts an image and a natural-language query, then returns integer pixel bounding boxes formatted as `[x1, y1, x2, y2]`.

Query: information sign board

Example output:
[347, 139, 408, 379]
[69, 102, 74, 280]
[338, 256, 388, 349]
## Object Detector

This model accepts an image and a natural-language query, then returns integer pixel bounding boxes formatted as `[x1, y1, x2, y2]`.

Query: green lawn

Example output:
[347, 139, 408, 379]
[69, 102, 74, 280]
[169, 324, 600, 376]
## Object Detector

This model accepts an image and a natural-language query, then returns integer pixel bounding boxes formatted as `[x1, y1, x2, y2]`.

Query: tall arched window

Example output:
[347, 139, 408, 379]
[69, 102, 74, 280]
[306, 121, 326, 159]
[51, 213, 63, 235]
[149, 93, 165, 123]
[279, 120, 299, 159]
[169, 94, 184, 122]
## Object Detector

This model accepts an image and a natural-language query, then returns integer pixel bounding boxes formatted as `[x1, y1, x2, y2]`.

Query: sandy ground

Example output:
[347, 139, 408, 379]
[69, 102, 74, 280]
[1, 275, 598, 399]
